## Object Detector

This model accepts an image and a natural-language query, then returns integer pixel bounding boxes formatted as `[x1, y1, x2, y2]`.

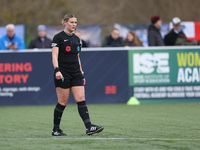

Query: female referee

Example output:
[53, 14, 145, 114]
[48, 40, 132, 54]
[51, 13, 104, 136]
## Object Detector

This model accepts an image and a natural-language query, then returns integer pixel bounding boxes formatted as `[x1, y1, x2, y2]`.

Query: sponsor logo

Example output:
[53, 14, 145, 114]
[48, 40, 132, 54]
[51, 43, 57, 47]
[105, 85, 117, 94]
[133, 53, 169, 74]
[0, 62, 32, 84]
[53, 131, 60, 136]
[90, 127, 96, 131]
[64, 39, 68, 42]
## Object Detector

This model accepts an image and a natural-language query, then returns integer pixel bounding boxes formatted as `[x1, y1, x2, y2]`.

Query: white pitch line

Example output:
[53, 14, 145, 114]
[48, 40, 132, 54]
[1, 138, 200, 141]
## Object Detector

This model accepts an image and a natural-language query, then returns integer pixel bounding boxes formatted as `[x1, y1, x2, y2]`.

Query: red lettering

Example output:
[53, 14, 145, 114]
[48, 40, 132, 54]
[15, 63, 24, 72]
[4, 63, 11, 72]
[4, 74, 13, 84]
[21, 74, 29, 83]
[0, 75, 4, 83]
[0, 63, 3, 72]
[13, 74, 21, 83]
[105, 85, 117, 94]
[0, 74, 29, 84]
[0, 63, 33, 73]
[24, 62, 32, 72]
[66, 46, 71, 52]
[12, 63, 16, 72]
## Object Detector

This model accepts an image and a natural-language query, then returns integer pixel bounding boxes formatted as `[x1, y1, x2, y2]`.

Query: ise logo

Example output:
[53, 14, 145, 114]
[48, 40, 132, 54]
[133, 53, 170, 74]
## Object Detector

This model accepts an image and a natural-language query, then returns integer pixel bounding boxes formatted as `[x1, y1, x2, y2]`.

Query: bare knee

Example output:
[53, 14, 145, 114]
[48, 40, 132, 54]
[58, 95, 68, 106]
[74, 95, 85, 102]
[58, 101, 67, 106]
[56, 88, 69, 106]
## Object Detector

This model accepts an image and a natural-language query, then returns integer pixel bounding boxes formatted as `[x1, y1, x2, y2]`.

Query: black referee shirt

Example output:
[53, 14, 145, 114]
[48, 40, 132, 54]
[52, 31, 81, 73]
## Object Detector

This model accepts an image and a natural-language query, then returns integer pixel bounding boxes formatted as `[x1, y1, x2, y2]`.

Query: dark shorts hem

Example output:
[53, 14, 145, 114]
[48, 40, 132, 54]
[54, 78, 84, 89]
[54, 69, 84, 89]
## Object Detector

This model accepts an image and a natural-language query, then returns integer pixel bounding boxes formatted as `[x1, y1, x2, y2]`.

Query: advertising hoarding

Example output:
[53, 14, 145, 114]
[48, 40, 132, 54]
[128, 47, 200, 102]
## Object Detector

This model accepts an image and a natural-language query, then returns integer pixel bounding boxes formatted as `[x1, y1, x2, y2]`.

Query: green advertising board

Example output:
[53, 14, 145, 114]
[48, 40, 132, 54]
[128, 48, 200, 102]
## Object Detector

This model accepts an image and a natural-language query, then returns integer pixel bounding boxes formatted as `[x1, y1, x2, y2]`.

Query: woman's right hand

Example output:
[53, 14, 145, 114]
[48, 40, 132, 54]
[55, 71, 64, 80]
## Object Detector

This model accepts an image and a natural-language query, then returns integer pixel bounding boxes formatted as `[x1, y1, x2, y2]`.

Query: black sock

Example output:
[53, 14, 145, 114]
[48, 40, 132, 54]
[53, 103, 66, 129]
[77, 101, 92, 129]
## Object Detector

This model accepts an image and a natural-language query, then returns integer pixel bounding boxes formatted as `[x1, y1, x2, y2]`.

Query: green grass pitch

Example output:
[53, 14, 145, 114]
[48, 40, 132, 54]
[0, 103, 200, 150]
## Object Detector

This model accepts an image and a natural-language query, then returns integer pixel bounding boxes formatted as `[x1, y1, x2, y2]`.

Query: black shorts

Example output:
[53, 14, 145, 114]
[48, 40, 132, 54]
[54, 70, 84, 89]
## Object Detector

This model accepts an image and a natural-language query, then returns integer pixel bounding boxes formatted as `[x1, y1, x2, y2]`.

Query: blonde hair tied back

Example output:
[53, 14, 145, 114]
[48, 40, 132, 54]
[61, 13, 76, 25]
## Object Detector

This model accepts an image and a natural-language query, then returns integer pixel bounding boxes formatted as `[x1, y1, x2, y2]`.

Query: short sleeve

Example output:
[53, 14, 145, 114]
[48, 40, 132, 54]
[51, 35, 60, 47]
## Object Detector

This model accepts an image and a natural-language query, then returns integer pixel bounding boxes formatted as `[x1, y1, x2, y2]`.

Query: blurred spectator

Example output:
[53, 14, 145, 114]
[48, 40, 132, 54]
[164, 17, 197, 46]
[29, 25, 52, 49]
[148, 15, 164, 46]
[74, 30, 88, 47]
[0, 24, 26, 50]
[124, 31, 143, 46]
[102, 28, 124, 47]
